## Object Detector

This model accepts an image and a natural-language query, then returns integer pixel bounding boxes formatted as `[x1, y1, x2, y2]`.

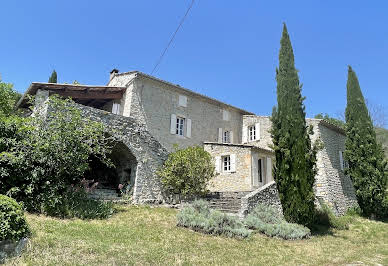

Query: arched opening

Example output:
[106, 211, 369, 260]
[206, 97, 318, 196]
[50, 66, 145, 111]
[84, 142, 138, 193]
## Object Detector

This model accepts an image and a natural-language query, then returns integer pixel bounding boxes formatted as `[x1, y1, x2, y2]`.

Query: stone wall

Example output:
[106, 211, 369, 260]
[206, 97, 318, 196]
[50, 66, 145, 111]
[204, 143, 253, 192]
[111, 73, 250, 152]
[239, 181, 283, 218]
[44, 98, 169, 204]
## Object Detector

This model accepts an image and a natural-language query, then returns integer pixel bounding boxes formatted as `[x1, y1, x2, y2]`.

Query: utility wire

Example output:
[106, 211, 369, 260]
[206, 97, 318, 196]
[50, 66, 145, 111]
[151, 0, 195, 75]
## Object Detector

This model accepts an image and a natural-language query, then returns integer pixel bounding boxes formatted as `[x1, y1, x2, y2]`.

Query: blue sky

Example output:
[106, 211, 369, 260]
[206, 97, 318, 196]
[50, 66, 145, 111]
[1, 1, 387, 120]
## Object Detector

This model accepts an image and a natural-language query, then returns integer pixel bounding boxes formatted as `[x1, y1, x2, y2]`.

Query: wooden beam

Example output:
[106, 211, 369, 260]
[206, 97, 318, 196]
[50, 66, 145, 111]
[53, 91, 124, 100]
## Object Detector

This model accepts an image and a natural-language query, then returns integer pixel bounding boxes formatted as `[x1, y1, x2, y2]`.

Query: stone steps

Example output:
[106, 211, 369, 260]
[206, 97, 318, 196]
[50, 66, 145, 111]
[204, 191, 250, 214]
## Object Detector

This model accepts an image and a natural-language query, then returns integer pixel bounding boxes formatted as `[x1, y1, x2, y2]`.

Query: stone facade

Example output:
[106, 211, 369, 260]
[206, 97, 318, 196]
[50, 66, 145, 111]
[23, 70, 358, 214]
[204, 142, 275, 192]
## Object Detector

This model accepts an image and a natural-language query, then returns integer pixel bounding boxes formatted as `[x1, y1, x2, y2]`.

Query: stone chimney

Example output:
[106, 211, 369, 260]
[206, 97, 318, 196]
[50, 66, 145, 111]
[110, 69, 119, 81]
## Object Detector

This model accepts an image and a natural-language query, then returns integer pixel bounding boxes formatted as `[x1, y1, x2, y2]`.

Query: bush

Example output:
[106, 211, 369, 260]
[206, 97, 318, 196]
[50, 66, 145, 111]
[315, 201, 355, 230]
[0, 195, 31, 241]
[177, 200, 251, 238]
[244, 204, 311, 240]
[157, 146, 215, 198]
[42, 186, 115, 220]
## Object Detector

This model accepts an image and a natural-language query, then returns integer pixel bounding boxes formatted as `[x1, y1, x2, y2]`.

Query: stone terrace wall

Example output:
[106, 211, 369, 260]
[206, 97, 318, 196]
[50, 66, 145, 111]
[239, 181, 283, 218]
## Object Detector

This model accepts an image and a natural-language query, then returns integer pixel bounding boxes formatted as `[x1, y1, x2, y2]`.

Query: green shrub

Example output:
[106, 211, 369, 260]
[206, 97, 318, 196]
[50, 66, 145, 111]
[42, 187, 115, 220]
[157, 146, 215, 198]
[315, 201, 355, 230]
[177, 200, 251, 238]
[244, 204, 311, 240]
[0, 195, 31, 241]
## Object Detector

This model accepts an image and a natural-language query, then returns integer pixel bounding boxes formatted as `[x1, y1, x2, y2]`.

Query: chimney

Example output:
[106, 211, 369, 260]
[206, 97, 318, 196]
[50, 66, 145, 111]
[110, 69, 119, 80]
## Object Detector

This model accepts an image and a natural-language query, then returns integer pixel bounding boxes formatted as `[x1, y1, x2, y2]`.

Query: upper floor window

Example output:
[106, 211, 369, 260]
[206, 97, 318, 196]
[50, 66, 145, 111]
[178, 95, 187, 107]
[249, 125, 256, 141]
[223, 109, 230, 121]
[176, 117, 185, 136]
[223, 131, 231, 143]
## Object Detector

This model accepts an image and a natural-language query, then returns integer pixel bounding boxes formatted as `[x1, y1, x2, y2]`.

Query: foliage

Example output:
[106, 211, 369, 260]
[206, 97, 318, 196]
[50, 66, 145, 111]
[375, 127, 388, 159]
[48, 70, 57, 83]
[314, 200, 355, 230]
[344, 66, 388, 218]
[0, 81, 21, 117]
[157, 146, 215, 198]
[270, 24, 318, 226]
[314, 113, 346, 129]
[0, 195, 31, 241]
[0, 95, 113, 214]
[244, 204, 311, 240]
[177, 200, 251, 238]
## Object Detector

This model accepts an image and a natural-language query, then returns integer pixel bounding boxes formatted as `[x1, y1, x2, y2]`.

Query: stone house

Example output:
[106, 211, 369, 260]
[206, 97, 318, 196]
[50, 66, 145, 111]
[17, 69, 358, 214]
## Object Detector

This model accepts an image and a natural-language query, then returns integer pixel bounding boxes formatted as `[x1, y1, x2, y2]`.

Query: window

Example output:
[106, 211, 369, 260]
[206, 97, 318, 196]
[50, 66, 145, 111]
[176, 117, 185, 136]
[178, 95, 187, 107]
[339, 151, 348, 171]
[222, 110, 230, 121]
[249, 125, 256, 141]
[223, 156, 231, 172]
[223, 131, 231, 143]
[258, 159, 263, 183]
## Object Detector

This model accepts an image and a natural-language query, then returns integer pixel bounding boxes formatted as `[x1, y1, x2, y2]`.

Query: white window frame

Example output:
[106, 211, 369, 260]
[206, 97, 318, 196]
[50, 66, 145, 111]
[222, 155, 231, 172]
[249, 125, 256, 141]
[176, 117, 185, 136]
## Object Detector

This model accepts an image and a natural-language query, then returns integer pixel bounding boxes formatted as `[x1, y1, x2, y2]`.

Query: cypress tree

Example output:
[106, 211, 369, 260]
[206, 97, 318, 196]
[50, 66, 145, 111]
[48, 70, 57, 83]
[271, 24, 318, 226]
[345, 66, 387, 218]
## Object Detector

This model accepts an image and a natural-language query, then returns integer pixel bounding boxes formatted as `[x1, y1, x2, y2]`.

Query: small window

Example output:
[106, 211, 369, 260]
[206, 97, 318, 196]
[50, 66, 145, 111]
[249, 125, 256, 141]
[223, 131, 231, 143]
[258, 159, 263, 183]
[223, 156, 231, 172]
[176, 117, 185, 136]
[178, 95, 187, 107]
[222, 110, 230, 121]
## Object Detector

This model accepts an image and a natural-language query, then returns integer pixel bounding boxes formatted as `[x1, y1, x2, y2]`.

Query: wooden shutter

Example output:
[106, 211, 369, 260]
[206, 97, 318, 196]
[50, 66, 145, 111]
[186, 119, 192, 138]
[178, 95, 187, 107]
[255, 122, 261, 140]
[112, 102, 120, 115]
[170, 114, 176, 134]
[242, 126, 248, 143]
[229, 131, 234, 144]
[266, 157, 272, 183]
[230, 154, 236, 172]
[339, 151, 344, 171]
[215, 156, 221, 173]
[218, 128, 223, 143]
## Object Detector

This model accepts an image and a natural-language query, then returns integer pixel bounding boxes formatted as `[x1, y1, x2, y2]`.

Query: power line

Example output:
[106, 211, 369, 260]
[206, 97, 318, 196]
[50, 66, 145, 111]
[151, 0, 195, 75]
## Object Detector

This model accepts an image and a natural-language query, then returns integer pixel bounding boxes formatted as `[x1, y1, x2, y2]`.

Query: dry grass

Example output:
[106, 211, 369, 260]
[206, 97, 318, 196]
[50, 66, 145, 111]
[6, 205, 388, 265]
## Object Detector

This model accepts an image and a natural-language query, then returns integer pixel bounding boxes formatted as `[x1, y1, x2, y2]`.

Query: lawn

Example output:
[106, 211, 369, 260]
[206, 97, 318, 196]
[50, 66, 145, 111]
[6, 205, 388, 265]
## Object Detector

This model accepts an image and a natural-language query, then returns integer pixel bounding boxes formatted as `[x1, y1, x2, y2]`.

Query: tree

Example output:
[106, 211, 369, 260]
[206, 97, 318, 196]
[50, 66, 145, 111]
[157, 146, 215, 199]
[0, 96, 113, 212]
[314, 113, 345, 129]
[270, 24, 318, 226]
[344, 66, 387, 218]
[0, 81, 21, 116]
[48, 70, 57, 83]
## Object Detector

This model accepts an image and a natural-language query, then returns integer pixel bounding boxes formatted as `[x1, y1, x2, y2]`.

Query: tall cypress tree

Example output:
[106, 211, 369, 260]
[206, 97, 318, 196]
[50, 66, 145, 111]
[345, 66, 387, 218]
[271, 24, 318, 226]
[48, 70, 57, 83]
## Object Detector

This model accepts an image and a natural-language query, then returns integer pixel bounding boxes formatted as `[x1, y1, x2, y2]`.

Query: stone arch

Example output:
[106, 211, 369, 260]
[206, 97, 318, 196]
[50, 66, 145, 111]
[78, 104, 169, 203]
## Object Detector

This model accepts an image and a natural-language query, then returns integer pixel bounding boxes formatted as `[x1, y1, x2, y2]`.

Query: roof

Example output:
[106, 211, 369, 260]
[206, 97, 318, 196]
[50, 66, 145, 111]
[204, 142, 274, 153]
[112, 71, 255, 115]
[17, 82, 126, 108]
[307, 118, 346, 135]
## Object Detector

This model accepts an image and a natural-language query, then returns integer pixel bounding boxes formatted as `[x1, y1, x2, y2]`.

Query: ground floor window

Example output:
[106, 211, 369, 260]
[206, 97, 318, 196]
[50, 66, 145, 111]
[222, 155, 231, 172]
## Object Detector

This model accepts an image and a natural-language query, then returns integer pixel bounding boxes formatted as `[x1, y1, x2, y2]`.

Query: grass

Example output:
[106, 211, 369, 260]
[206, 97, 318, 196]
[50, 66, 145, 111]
[6, 205, 388, 265]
